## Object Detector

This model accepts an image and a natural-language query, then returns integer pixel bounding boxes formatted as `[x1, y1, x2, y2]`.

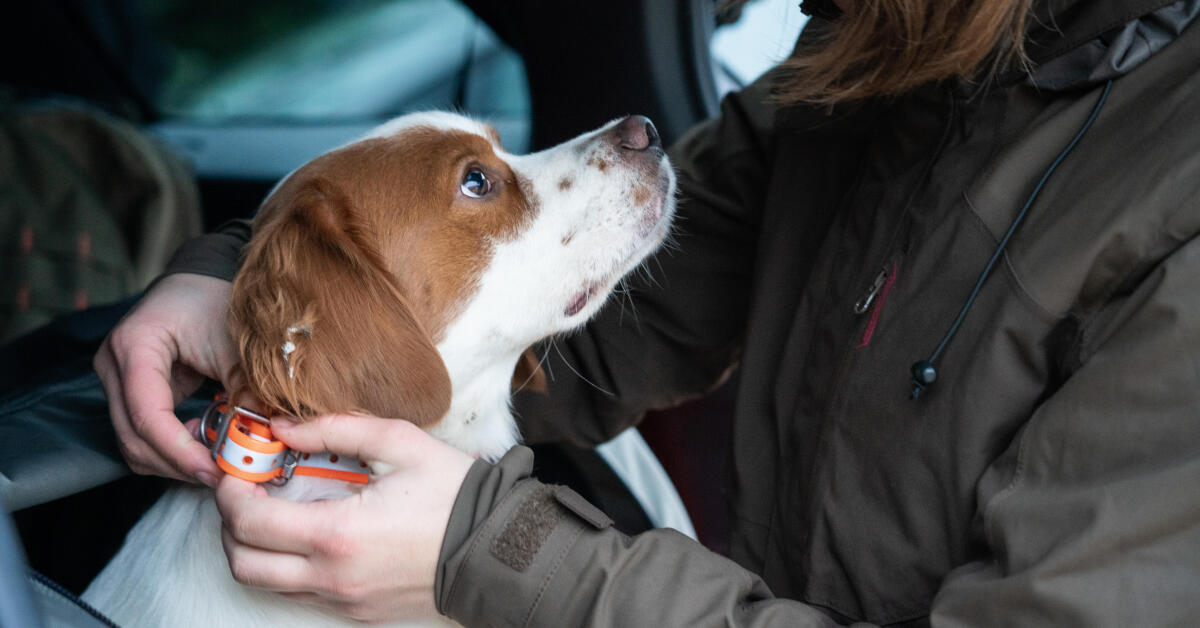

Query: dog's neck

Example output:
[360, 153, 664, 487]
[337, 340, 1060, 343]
[429, 333, 525, 461]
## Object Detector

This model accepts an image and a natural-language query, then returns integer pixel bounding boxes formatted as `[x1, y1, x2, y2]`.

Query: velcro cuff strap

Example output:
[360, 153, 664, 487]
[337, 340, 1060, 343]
[552, 485, 613, 530]
[490, 485, 563, 572]
[489, 484, 614, 573]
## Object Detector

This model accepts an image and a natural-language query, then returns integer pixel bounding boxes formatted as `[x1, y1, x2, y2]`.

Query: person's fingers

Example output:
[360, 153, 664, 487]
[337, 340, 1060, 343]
[270, 414, 429, 466]
[168, 360, 206, 407]
[221, 525, 315, 593]
[183, 417, 204, 442]
[119, 340, 218, 482]
[112, 423, 189, 481]
[215, 475, 338, 555]
[96, 341, 193, 482]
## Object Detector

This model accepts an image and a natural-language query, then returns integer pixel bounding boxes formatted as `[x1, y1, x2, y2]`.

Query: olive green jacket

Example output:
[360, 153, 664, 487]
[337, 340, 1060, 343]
[168, 1, 1200, 624]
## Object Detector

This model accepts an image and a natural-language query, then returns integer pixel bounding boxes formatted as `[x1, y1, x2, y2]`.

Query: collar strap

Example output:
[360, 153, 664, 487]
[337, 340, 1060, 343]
[200, 397, 370, 485]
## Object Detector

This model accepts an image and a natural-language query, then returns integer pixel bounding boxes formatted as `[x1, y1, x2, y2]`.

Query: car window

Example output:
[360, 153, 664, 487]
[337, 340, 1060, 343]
[710, 0, 807, 96]
[140, 0, 531, 178]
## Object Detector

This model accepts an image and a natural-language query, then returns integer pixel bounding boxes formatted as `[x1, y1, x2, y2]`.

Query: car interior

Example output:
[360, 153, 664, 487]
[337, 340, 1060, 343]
[0, 0, 806, 624]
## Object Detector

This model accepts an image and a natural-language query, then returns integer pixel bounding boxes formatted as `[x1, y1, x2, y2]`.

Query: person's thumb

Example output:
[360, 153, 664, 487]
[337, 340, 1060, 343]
[270, 414, 427, 466]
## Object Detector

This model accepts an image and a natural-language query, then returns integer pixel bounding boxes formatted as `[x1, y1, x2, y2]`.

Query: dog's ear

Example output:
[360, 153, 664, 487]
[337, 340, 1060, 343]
[511, 346, 547, 394]
[228, 178, 451, 427]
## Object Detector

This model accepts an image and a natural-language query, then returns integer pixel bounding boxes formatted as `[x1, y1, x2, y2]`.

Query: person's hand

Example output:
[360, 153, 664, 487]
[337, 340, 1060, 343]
[94, 273, 235, 485]
[216, 415, 475, 623]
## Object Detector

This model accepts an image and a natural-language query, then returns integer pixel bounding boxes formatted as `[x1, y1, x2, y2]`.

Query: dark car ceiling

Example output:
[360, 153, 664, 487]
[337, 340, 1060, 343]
[0, 1, 164, 121]
[464, 0, 719, 149]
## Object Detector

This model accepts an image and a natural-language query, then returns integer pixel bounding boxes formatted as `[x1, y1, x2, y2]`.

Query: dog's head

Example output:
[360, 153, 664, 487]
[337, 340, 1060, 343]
[228, 112, 675, 440]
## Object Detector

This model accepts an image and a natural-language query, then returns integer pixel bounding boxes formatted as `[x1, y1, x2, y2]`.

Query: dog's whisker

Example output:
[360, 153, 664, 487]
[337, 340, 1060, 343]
[612, 278, 642, 327]
[542, 341, 557, 382]
[623, 284, 642, 326]
[512, 367, 538, 394]
[637, 259, 664, 290]
[552, 341, 615, 397]
[513, 343, 555, 393]
[614, 278, 631, 324]
[661, 233, 682, 254]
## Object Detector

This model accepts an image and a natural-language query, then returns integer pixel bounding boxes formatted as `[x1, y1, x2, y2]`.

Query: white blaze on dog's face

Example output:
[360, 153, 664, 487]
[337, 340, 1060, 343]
[362, 111, 675, 340]
[411, 112, 676, 456]
[471, 115, 675, 330]
[230, 111, 675, 459]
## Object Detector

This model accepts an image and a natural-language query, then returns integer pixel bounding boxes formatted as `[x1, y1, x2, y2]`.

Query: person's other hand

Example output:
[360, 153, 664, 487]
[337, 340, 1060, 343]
[216, 415, 475, 623]
[94, 273, 235, 485]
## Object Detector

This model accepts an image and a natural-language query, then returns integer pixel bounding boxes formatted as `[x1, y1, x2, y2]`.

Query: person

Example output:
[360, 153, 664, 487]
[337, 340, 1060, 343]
[95, 0, 1200, 624]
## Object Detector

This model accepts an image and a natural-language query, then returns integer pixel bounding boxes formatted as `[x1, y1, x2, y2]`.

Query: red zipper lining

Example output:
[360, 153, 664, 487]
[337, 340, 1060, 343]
[857, 260, 899, 349]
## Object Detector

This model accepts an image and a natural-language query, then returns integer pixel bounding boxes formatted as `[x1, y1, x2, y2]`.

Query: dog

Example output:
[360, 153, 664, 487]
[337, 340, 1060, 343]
[81, 111, 676, 626]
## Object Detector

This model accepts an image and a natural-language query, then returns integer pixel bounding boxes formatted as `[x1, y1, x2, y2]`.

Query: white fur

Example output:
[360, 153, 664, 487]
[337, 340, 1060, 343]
[83, 112, 675, 627]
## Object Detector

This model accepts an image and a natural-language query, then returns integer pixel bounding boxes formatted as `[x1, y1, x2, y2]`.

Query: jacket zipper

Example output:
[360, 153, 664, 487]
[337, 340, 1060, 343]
[853, 266, 891, 314]
[28, 570, 122, 628]
[856, 261, 899, 349]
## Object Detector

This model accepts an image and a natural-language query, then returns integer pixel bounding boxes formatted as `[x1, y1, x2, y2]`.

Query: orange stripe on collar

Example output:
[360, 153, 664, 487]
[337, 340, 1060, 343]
[201, 396, 370, 485]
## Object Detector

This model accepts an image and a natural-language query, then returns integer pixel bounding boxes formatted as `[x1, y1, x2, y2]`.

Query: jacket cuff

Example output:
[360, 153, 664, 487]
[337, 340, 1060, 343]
[160, 219, 252, 283]
[435, 446, 614, 626]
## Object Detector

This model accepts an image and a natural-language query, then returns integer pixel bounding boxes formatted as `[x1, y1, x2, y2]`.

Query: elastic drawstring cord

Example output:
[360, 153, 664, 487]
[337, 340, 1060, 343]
[910, 79, 1114, 400]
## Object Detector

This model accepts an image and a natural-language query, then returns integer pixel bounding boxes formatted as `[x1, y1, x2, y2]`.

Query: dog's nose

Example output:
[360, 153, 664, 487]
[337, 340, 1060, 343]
[612, 115, 661, 151]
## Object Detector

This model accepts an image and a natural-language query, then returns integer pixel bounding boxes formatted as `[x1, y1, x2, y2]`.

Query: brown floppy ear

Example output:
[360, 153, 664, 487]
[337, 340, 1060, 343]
[228, 178, 451, 426]
[511, 346, 547, 394]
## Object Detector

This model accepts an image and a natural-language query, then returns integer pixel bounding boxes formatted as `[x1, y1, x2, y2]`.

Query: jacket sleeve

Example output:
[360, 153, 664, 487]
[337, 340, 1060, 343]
[931, 233, 1200, 625]
[436, 447, 843, 627]
[513, 75, 777, 447]
[159, 218, 252, 283]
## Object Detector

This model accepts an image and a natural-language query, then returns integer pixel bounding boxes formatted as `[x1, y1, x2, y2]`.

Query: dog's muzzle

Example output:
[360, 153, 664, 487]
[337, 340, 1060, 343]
[200, 396, 370, 485]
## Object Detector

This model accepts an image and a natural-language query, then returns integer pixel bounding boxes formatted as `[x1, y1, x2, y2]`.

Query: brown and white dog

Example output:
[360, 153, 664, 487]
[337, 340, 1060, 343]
[82, 112, 675, 626]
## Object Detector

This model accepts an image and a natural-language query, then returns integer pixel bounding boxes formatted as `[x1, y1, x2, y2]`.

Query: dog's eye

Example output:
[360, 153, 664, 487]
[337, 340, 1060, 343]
[461, 169, 491, 198]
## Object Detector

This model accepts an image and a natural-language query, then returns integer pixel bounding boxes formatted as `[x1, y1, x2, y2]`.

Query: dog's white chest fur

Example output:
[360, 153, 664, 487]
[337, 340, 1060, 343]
[83, 483, 456, 627]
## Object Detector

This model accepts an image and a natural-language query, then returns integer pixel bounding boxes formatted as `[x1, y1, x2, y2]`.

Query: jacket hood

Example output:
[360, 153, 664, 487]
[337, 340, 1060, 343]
[1012, 0, 1199, 89]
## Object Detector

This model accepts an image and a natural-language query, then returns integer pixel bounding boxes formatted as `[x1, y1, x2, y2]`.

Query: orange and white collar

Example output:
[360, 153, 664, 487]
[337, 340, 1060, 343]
[200, 396, 370, 485]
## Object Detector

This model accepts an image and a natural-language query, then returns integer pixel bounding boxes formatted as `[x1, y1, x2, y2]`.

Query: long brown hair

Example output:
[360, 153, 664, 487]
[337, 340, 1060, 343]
[739, 0, 1033, 104]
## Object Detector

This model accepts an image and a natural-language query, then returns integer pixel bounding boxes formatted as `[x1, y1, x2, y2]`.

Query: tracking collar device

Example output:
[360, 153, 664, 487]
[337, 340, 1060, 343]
[200, 396, 370, 485]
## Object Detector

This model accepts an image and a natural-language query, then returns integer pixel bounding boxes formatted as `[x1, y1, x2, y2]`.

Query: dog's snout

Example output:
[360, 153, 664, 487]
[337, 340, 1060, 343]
[611, 115, 661, 151]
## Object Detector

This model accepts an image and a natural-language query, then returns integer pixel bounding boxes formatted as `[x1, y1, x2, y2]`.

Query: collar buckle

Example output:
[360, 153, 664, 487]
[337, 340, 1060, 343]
[278, 450, 300, 483]
[200, 396, 294, 486]
[199, 396, 233, 457]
